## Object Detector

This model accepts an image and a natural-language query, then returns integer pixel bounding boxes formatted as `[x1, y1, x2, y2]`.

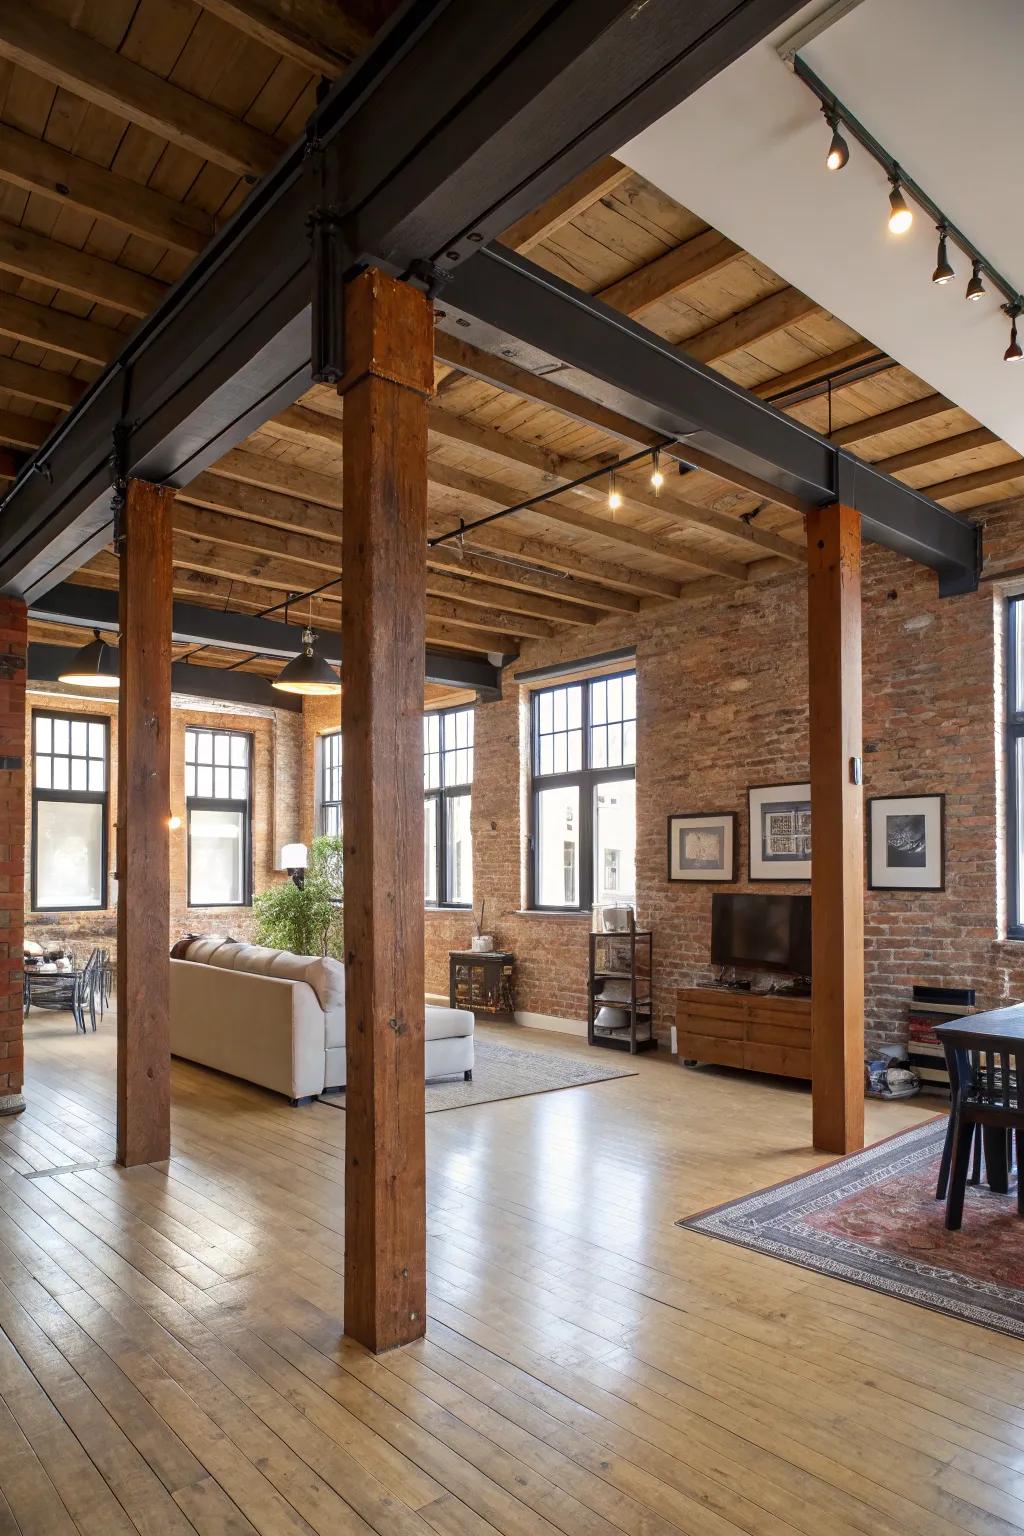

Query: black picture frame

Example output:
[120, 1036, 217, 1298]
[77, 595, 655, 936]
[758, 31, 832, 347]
[867, 793, 946, 891]
[666, 811, 737, 882]
[747, 781, 811, 882]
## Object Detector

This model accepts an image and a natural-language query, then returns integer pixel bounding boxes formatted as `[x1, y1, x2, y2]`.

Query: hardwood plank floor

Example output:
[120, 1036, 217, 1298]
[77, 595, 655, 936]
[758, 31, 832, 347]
[0, 1011, 1018, 1535]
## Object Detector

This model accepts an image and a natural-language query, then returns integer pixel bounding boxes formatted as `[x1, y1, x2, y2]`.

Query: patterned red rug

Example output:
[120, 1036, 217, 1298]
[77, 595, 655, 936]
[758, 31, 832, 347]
[680, 1117, 1024, 1337]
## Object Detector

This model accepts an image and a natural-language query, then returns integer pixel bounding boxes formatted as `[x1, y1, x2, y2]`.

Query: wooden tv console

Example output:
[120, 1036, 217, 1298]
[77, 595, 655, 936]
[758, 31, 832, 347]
[675, 986, 811, 1080]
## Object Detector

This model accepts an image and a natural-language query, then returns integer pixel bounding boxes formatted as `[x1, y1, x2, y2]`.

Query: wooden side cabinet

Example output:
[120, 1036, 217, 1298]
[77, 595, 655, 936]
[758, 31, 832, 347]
[449, 951, 515, 1020]
[676, 987, 811, 1080]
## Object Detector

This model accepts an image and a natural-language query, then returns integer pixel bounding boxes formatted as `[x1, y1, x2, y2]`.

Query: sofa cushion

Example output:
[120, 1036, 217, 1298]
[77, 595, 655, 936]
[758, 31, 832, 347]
[267, 950, 346, 1011]
[207, 941, 252, 970]
[185, 936, 231, 964]
[426, 1005, 474, 1041]
[325, 1005, 346, 1049]
[224, 944, 282, 976]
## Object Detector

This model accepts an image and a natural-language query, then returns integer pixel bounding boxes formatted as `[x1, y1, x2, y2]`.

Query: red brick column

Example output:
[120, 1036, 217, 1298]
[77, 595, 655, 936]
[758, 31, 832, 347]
[0, 596, 25, 1115]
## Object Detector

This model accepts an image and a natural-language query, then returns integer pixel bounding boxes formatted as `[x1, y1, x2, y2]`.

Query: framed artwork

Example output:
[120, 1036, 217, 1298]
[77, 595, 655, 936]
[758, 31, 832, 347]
[667, 812, 737, 882]
[868, 794, 945, 890]
[748, 782, 811, 881]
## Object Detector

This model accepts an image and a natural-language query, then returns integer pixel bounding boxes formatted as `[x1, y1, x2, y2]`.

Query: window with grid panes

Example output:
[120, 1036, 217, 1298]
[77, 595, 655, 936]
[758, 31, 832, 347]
[424, 706, 473, 906]
[185, 727, 252, 906]
[530, 671, 636, 910]
[31, 712, 109, 910]
[318, 730, 342, 836]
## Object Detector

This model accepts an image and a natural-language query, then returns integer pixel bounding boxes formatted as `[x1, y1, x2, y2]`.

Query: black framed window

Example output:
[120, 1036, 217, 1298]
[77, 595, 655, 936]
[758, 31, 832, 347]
[318, 730, 342, 836]
[530, 671, 636, 911]
[1007, 598, 1024, 936]
[185, 727, 252, 907]
[31, 711, 109, 911]
[424, 706, 473, 907]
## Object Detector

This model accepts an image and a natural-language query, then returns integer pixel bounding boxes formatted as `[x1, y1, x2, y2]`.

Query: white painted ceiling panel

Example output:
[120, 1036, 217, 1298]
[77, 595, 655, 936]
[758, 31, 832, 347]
[619, 0, 1024, 452]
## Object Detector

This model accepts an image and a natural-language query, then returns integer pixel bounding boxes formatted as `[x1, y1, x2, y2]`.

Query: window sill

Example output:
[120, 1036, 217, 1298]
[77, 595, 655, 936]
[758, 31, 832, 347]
[515, 909, 592, 920]
[426, 905, 472, 913]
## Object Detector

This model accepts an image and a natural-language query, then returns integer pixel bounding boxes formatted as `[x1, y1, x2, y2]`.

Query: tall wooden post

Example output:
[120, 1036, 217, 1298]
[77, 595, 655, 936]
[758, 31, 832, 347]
[808, 503, 864, 1155]
[117, 478, 174, 1167]
[340, 269, 433, 1352]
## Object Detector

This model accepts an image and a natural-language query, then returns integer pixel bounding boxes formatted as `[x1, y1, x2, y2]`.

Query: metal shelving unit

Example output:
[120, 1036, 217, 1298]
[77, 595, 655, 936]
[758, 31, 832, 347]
[588, 927, 655, 1054]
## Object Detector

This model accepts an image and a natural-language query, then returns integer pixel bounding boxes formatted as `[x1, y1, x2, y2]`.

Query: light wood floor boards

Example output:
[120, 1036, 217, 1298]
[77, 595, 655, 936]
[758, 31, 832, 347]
[0, 1012, 1021, 1536]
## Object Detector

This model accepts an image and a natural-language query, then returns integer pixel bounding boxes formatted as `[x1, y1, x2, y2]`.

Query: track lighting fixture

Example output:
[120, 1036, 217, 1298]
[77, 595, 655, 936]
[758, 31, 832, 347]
[795, 57, 1021, 366]
[607, 474, 622, 511]
[272, 627, 341, 695]
[823, 107, 849, 171]
[887, 176, 912, 235]
[649, 450, 664, 491]
[966, 260, 986, 302]
[931, 226, 955, 285]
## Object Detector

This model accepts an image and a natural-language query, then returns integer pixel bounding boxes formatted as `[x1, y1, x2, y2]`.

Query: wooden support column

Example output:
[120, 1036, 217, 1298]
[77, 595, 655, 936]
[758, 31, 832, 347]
[808, 503, 865, 1155]
[117, 478, 173, 1167]
[340, 268, 433, 1353]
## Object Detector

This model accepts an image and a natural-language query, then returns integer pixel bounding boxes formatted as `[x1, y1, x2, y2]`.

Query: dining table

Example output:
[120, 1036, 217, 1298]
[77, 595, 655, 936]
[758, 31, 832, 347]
[935, 1006, 1024, 1198]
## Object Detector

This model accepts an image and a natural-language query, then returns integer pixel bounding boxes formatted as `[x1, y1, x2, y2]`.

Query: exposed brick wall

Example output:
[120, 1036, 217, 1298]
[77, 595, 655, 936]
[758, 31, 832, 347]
[23, 689, 301, 957]
[414, 499, 1024, 1052]
[0, 598, 26, 1107]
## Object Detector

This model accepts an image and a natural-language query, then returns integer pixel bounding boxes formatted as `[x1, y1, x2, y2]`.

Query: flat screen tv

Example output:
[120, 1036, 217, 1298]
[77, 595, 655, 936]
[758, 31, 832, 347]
[710, 892, 812, 976]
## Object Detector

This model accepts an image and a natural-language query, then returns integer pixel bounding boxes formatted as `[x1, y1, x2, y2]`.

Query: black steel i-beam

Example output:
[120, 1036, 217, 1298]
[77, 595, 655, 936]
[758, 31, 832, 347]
[0, 0, 806, 602]
[438, 244, 981, 596]
[27, 643, 303, 713]
[29, 583, 503, 699]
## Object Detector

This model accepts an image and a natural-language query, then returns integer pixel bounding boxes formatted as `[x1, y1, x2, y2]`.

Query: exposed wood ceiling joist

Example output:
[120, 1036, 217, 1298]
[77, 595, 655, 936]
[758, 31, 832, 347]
[829, 394, 953, 447]
[684, 287, 820, 365]
[0, 411, 54, 451]
[498, 157, 632, 254]
[0, 220, 166, 317]
[0, 357, 86, 412]
[193, 0, 371, 75]
[594, 229, 741, 318]
[874, 427, 999, 476]
[0, 7, 284, 178]
[753, 339, 885, 400]
[0, 293, 122, 366]
[0, 122, 214, 258]
[923, 458, 1024, 502]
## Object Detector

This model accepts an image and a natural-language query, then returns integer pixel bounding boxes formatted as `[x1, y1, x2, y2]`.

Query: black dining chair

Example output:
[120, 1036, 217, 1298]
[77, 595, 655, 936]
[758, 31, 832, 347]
[937, 1020, 1024, 1231]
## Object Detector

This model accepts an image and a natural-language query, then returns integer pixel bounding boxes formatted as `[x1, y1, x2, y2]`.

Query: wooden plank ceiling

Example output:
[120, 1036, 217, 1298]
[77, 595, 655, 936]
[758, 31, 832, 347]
[5, 1, 1021, 696]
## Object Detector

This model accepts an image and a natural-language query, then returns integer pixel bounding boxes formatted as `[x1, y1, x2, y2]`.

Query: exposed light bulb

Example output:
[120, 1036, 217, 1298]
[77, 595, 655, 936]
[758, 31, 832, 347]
[932, 229, 955, 285]
[167, 815, 182, 831]
[649, 450, 664, 491]
[966, 260, 986, 302]
[887, 179, 912, 235]
[607, 474, 622, 511]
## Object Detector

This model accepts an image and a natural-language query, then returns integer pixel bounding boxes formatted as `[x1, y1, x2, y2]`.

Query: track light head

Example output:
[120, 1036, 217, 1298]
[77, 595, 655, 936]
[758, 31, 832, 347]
[823, 108, 849, 171]
[1005, 307, 1023, 363]
[887, 177, 912, 235]
[932, 228, 955, 285]
[966, 259, 986, 302]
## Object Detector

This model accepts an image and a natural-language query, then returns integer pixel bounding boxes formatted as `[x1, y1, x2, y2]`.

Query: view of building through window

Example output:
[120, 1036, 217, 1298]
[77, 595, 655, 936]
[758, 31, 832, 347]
[31, 712, 108, 911]
[185, 727, 252, 906]
[531, 672, 636, 910]
[424, 706, 474, 906]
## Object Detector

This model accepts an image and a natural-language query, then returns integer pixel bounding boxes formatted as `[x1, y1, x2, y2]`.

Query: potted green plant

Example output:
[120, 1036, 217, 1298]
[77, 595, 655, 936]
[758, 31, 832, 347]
[253, 835, 344, 959]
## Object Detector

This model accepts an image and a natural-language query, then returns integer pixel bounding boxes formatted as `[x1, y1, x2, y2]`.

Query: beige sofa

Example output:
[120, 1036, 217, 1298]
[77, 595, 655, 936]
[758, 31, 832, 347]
[170, 937, 474, 1103]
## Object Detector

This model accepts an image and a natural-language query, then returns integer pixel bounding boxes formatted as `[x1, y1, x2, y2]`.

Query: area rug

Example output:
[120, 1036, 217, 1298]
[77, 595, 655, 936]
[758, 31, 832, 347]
[318, 1038, 636, 1114]
[679, 1117, 1024, 1338]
